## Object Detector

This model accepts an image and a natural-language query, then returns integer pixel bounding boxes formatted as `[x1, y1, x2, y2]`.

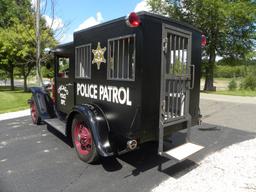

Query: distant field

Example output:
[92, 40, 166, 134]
[201, 78, 242, 91]
[0, 86, 31, 114]
[201, 78, 256, 96]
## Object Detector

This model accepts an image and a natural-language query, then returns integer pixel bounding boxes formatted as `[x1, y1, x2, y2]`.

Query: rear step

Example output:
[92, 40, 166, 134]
[158, 115, 204, 165]
[44, 118, 66, 135]
[160, 142, 204, 161]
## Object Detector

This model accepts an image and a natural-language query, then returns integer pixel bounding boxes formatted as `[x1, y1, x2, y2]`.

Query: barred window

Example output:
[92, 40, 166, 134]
[107, 34, 135, 81]
[75, 44, 91, 78]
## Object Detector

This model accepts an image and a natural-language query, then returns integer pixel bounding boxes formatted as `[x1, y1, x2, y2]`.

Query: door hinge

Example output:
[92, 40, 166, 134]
[162, 37, 168, 54]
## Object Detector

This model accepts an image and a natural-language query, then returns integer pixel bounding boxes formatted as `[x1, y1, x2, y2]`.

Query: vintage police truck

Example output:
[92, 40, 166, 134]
[29, 12, 204, 164]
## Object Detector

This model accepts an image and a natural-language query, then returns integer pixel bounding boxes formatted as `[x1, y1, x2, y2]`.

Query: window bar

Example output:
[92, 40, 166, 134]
[89, 46, 91, 78]
[167, 80, 171, 118]
[177, 36, 180, 75]
[169, 34, 173, 74]
[132, 39, 135, 80]
[127, 37, 130, 79]
[85, 46, 87, 78]
[86, 46, 89, 78]
[107, 41, 113, 78]
[167, 34, 171, 74]
[185, 39, 188, 75]
[122, 38, 125, 79]
[76, 48, 78, 77]
[79, 48, 82, 77]
[82, 48, 84, 77]
[83, 47, 86, 77]
[173, 35, 176, 75]
[82, 47, 85, 77]
[175, 77, 180, 117]
[180, 79, 184, 116]
[181, 37, 185, 75]
[179, 77, 182, 117]
[117, 40, 120, 79]
[113, 40, 116, 78]
[84, 47, 86, 77]
[75, 48, 77, 77]
[171, 80, 175, 118]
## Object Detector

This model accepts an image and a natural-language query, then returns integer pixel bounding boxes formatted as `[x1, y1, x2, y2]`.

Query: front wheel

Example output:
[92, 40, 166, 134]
[72, 115, 98, 163]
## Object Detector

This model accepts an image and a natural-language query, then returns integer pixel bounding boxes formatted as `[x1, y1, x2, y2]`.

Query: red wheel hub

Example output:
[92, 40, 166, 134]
[74, 122, 92, 155]
[30, 102, 37, 123]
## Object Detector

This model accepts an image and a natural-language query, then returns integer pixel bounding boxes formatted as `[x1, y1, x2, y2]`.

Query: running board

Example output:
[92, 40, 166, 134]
[44, 118, 66, 136]
[159, 142, 204, 161]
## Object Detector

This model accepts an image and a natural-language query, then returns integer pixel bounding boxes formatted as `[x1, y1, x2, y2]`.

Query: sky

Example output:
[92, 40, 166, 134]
[35, 0, 150, 44]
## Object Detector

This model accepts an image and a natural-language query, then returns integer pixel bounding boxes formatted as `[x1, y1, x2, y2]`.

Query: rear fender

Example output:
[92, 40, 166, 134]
[67, 104, 113, 157]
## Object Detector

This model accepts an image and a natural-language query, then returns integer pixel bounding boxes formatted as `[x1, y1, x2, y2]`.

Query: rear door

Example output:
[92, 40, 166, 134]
[160, 24, 193, 127]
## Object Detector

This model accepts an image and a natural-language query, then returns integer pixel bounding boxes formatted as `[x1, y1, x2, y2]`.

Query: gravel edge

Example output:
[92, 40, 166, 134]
[152, 138, 256, 192]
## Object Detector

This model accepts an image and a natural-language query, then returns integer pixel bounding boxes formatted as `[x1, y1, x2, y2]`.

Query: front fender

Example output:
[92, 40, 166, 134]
[69, 104, 113, 157]
[29, 87, 55, 119]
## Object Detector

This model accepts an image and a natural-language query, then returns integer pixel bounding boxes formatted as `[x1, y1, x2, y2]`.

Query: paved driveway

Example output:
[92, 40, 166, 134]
[200, 93, 256, 133]
[0, 95, 255, 192]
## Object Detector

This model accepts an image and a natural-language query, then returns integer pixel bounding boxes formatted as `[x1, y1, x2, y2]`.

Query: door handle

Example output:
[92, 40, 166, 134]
[189, 65, 195, 89]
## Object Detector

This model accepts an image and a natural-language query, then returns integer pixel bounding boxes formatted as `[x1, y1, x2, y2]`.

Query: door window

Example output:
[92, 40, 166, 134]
[58, 57, 70, 78]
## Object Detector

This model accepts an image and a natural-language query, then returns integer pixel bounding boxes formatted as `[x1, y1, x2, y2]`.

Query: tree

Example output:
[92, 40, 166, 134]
[0, 0, 32, 90]
[0, 0, 57, 91]
[0, 0, 31, 28]
[0, 26, 18, 90]
[148, 0, 256, 91]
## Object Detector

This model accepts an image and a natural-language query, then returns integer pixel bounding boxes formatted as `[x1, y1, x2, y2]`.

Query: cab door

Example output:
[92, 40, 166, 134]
[55, 56, 74, 114]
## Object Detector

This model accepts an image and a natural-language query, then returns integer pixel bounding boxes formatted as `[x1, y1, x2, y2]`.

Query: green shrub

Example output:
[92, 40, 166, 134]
[228, 78, 237, 90]
[214, 65, 244, 78]
[240, 73, 256, 90]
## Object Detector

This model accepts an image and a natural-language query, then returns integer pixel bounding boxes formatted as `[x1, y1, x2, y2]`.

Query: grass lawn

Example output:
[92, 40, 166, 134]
[214, 90, 256, 97]
[0, 86, 31, 114]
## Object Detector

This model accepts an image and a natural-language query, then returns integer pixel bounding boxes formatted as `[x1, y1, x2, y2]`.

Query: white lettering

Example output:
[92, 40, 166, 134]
[76, 83, 132, 106]
[107, 86, 113, 102]
[99, 85, 104, 100]
[102, 86, 108, 101]
[126, 88, 132, 106]
[84, 84, 89, 97]
[77, 83, 81, 96]
[93, 85, 98, 99]
[118, 87, 126, 105]
[112, 87, 118, 103]
[89, 85, 94, 98]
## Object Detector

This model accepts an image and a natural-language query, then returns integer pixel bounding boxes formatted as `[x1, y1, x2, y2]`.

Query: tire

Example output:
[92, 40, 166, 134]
[72, 114, 98, 163]
[30, 97, 41, 125]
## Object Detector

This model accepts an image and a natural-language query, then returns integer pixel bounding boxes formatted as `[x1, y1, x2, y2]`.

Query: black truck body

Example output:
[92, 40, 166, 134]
[29, 12, 203, 163]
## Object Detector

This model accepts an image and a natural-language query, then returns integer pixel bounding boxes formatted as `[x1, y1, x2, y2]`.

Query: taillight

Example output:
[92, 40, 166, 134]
[126, 12, 140, 27]
[201, 35, 207, 47]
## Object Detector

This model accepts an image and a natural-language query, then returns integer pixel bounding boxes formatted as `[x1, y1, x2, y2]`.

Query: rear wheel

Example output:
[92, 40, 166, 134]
[30, 97, 41, 125]
[72, 115, 98, 163]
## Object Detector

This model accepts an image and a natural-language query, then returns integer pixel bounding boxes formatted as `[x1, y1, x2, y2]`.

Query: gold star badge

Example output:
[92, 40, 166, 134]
[92, 42, 106, 70]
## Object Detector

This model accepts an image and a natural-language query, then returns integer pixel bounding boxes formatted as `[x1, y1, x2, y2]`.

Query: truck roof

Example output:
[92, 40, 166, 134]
[56, 11, 201, 47]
